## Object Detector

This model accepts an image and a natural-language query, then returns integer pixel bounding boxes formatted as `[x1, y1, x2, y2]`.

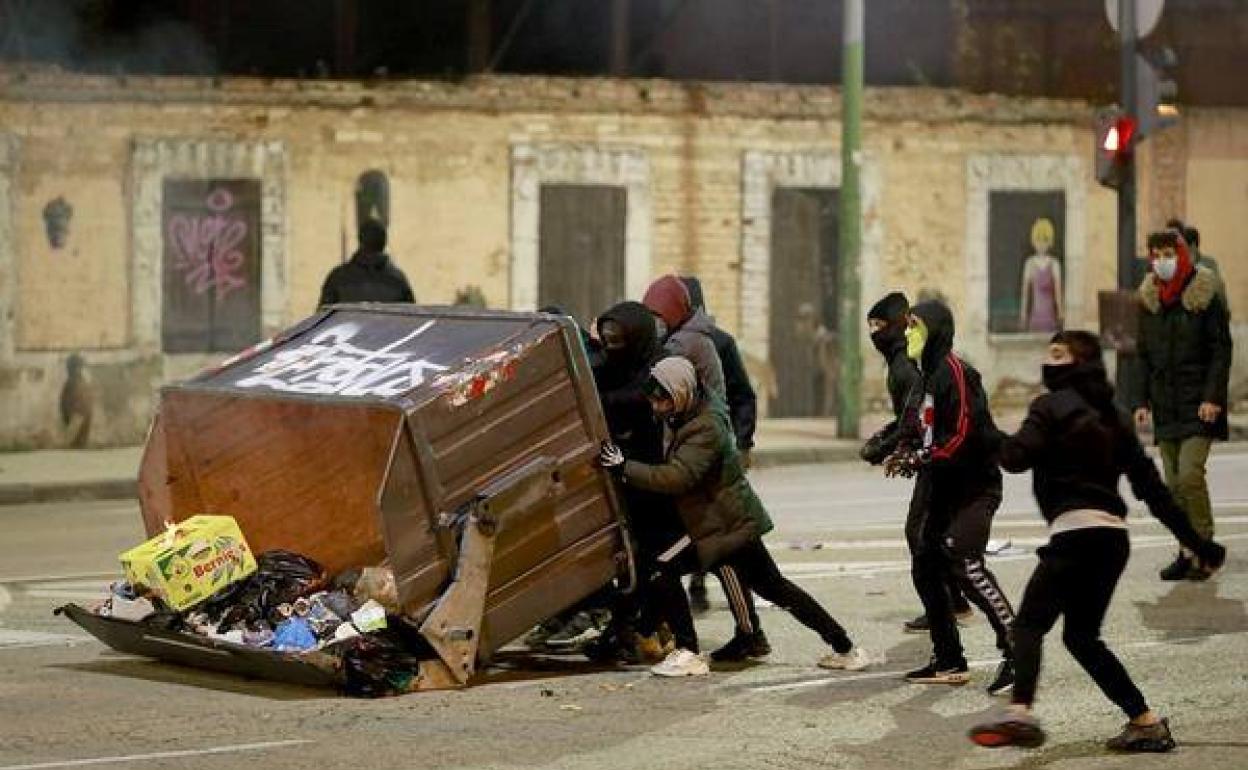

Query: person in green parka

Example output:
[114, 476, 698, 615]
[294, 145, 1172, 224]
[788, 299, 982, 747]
[599, 356, 874, 677]
[1132, 229, 1233, 581]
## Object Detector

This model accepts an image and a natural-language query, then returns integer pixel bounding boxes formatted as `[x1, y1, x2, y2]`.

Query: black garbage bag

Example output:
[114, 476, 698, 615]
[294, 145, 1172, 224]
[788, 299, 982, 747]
[339, 630, 429, 698]
[199, 550, 326, 631]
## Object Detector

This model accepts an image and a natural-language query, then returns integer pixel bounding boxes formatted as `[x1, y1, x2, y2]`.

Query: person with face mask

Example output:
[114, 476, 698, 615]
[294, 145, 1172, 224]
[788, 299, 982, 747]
[599, 356, 873, 677]
[643, 275, 769, 661]
[556, 302, 690, 662]
[884, 300, 1016, 694]
[969, 331, 1226, 752]
[862, 293, 975, 635]
[1132, 230, 1233, 581]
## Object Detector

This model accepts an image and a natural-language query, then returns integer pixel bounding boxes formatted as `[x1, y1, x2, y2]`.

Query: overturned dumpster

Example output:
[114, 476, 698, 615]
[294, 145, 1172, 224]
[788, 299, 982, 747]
[62, 305, 634, 693]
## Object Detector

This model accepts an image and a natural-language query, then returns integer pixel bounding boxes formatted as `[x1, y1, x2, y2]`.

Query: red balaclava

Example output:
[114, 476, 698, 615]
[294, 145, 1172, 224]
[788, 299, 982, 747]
[642, 275, 692, 333]
[1154, 235, 1195, 308]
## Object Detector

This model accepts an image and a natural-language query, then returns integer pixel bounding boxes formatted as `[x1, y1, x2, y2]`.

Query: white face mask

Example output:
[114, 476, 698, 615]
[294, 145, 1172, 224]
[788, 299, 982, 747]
[1154, 256, 1178, 281]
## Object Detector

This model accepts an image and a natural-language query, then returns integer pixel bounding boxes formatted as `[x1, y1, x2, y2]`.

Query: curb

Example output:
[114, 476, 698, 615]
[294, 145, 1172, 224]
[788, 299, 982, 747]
[0, 446, 863, 506]
[0, 479, 138, 506]
[751, 444, 861, 469]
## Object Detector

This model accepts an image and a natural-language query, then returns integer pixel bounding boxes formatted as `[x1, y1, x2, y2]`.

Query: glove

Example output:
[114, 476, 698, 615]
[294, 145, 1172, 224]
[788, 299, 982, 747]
[884, 447, 929, 478]
[860, 430, 891, 466]
[598, 441, 625, 474]
[1195, 540, 1227, 574]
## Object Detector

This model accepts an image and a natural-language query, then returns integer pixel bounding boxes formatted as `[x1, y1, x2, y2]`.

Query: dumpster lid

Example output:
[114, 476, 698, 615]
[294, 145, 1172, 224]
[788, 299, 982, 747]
[186, 305, 565, 407]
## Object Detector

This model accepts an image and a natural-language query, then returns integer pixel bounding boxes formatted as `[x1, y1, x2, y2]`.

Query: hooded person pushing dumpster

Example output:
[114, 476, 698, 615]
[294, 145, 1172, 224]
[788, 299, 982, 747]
[599, 356, 873, 676]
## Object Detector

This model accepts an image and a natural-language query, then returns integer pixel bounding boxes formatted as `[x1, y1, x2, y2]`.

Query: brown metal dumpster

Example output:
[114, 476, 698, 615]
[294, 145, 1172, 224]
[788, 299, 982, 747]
[68, 305, 634, 691]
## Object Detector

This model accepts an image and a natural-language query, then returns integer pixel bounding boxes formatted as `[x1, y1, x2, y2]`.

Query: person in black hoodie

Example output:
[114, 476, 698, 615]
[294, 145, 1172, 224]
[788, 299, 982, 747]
[861, 293, 973, 634]
[885, 300, 1016, 693]
[969, 331, 1226, 752]
[586, 301, 689, 661]
[679, 276, 760, 621]
[318, 220, 415, 307]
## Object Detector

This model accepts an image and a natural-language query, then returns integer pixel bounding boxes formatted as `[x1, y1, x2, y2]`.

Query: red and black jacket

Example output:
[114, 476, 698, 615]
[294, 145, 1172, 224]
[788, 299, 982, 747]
[900, 301, 1002, 488]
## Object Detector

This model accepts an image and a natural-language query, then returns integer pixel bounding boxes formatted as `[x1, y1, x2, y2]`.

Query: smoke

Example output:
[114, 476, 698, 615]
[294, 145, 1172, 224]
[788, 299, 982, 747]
[0, 0, 217, 76]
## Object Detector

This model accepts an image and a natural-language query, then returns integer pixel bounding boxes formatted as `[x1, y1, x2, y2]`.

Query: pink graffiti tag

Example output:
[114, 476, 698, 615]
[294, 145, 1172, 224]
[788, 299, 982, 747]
[167, 188, 249, 301]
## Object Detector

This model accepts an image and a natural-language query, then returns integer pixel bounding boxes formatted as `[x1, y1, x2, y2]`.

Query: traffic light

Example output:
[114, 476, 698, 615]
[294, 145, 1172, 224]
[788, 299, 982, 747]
[1095, 108, 1136, 190]
[1135, 46, 1179, 139]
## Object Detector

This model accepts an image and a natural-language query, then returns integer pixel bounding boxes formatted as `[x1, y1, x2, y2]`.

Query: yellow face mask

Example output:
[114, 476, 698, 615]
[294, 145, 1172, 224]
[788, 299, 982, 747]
[905, 317, 928, 362]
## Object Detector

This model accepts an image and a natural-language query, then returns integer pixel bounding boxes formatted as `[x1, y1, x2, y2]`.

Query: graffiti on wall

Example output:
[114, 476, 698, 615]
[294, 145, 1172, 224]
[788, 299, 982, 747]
[166, 187, 250, 301]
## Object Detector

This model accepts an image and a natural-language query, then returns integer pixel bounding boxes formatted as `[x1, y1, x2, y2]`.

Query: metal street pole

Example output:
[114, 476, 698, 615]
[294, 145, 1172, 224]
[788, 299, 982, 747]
[1118, 0, 1138, 291]
[1115, 0, 1139, 399]
[837, 0, 863, 439]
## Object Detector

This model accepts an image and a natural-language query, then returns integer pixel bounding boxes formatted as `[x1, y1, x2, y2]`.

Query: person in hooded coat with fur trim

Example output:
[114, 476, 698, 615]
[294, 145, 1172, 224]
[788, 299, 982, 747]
[1132, 229, 1233, 581]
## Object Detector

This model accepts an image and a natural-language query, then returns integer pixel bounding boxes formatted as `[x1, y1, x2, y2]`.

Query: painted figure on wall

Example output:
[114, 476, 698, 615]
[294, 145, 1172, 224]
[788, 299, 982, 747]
[1019, 217, 1063, 333]
[42, 196, 73, 249]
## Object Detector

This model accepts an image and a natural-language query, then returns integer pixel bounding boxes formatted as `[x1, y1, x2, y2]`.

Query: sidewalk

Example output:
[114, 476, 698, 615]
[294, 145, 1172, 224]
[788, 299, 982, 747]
[3, 413, 1244, 506]
[0, 418, 868, 506]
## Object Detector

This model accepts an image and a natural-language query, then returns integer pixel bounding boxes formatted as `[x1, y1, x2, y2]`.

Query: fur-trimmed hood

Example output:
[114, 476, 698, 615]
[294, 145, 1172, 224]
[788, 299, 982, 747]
[1138, 265, 1218, 314]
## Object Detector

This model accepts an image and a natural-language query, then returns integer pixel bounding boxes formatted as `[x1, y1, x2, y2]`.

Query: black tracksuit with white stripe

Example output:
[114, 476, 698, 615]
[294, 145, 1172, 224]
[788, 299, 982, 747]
[901, 301, 1015, 667]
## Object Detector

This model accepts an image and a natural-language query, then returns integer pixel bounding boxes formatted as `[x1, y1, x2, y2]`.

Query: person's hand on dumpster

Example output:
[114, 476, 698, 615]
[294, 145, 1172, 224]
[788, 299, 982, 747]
[598, 441, 626, 475]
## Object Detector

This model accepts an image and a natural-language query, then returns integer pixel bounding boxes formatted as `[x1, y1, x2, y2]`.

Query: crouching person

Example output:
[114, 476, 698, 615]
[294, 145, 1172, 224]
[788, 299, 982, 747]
[599, 356, 872, 676]
[969, 331, 1226, 752]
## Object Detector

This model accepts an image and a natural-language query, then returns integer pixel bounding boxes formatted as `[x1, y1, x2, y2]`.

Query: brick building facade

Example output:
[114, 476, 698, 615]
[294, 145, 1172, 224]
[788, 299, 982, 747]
[0, 71, 1244, 448]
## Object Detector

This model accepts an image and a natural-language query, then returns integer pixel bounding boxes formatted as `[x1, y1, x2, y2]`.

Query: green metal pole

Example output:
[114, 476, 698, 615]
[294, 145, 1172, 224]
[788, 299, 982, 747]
[837, 0, 863, 439]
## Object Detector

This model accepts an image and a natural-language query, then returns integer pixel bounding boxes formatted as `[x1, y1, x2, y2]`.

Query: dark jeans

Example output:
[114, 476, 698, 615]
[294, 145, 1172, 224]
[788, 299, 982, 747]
[1012, 527, 1148, 718]
[910, 475, 1014, 664]
[718, 539, 853, 653]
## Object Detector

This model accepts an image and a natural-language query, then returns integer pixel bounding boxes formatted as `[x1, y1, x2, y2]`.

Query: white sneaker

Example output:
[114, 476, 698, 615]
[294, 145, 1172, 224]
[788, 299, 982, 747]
[650, 648, 710, 677]
[818, 646, 874, 671]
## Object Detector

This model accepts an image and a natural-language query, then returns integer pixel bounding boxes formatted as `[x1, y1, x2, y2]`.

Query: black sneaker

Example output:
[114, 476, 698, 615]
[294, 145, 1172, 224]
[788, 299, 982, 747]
[986, 659, 1015, 696]
[905, 658, 971, 685]
[710, 630, 771, 662]
[688, 574, 710, 615]
[1159, 553, 1193, 581]
[969, 711, 1046, 749]
[903, 613, 930, 634]
[1105, 718, 1176, 753]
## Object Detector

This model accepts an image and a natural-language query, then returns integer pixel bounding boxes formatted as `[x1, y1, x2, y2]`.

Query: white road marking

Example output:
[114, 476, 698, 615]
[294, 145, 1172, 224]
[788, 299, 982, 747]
[747, 632, 1248, 694]
[0, 629, 89, 649]
[0, 740, 312, 770]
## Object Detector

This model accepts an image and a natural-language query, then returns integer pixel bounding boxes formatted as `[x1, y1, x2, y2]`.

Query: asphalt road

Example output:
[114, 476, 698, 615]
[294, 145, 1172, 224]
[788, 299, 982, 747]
[2, 451, 1247, 770]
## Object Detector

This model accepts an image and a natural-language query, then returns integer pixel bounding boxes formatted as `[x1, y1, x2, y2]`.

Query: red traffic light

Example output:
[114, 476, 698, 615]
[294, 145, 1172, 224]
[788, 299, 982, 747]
[1095, 110, 1136, 190]
[1102, 116, 1137, 153]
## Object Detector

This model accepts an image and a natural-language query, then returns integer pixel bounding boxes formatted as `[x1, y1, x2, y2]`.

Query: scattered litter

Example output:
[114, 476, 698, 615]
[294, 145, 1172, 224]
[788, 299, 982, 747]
[559, 704, 583, 712]
[351, 600, 388, 633]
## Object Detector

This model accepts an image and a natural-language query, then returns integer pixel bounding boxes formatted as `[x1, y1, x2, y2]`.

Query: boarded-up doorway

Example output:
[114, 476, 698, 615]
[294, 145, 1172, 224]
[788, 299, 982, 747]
[162, 179, 263, 353]
[769, 187, 839, 418]
[538, 184, 627, 327]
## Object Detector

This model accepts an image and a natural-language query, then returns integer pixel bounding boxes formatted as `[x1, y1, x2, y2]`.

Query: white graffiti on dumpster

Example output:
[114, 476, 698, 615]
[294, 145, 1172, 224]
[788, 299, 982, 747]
[234, 321, 449, 397]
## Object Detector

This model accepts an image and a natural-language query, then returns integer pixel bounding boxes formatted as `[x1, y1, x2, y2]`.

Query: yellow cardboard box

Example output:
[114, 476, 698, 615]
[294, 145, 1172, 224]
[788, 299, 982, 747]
[120, 515, 258, 611]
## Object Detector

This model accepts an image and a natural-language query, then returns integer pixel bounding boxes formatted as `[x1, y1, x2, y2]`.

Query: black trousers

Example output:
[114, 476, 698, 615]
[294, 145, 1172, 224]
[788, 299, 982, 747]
[718, 539, 853, 653]
[1012, 527, 1149, 719]
[910, 474, 1015, 665]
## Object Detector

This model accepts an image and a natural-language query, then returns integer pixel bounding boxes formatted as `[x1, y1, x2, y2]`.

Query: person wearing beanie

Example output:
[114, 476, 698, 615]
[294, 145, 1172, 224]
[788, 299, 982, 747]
[1132, 230, 1232, 581]
[970, 331, 1226, 752]
[318, 219, 415, 307]
[861, 292, 974, 635]
[598, 356, 873, 677]
[883, 299, 1016, 694]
